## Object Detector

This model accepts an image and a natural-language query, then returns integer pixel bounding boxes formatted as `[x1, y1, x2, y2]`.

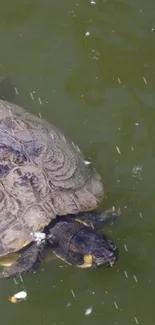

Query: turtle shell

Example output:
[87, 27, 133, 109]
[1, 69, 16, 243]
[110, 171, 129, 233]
[0, 99, 103, 256]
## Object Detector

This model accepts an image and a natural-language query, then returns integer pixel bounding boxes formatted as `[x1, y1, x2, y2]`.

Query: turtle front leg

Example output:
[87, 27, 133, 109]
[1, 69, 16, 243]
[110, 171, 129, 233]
[0, 241, 45, 279]
[66, 208, 120, 230]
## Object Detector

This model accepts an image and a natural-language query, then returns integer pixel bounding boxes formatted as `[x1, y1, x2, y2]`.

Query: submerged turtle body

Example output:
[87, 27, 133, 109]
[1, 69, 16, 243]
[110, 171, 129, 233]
[0, 99, 103, 258]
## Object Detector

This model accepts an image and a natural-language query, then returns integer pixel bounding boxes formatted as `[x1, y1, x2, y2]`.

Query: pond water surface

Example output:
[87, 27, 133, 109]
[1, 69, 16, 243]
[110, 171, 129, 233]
[0, 1, 155, 325]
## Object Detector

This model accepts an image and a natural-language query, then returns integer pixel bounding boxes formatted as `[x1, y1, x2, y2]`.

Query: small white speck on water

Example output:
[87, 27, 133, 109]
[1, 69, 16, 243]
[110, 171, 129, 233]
[133, 275, 138, 283]
[91, 55, 99, 60]
[85, 31, 90, 36]
[124, 244, 128, 251]
[134, 316, 139, 324]
[135, 122, 139, 126]
[30, 92, 34, 100]
[85, 306, 92, 316]
[143, 76, 147, 84]
[131, 146, 134, 151]
[38, 112, 42, 119]
[90, 0, 96, 4]
[71, 289, 75, 298]
[124, 270, 128, 278]
[151, 28, 154, 31]
[14, 87, 19, 95]
[116, 146, 121, 154]
[139, 212, 143, 218]
[114, 301, 118, 309]
[84, 160, 91, 165]
[38, 97, 42, 105]
[66, 302, 72, 307]
[117, 77, 121, 84]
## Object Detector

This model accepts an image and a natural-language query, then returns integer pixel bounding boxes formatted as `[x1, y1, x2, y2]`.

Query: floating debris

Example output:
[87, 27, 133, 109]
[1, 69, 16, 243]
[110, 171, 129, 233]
[85, 306, 93, 315]
[143, 76, 147, 84]
[124, 270, 128, 278]
[85, 31, 90, 37]
[90, 0, 96, 4]
[14, 87, 19, 95]
[116, 146, 121, 155]
[135, 122, 139, 126]
[9, 291, 27, 303]
[117, 77, 121, 84]
[139, 212, 143, 218]
[131, 146, 134, 151]
[114, 301, 118, 309]
[133, 275, 138, 283]
[30, 92, 34, 100]
[71, 289, 75, 298]
[124, 244, 128, 252]
[38, 97, 42, 105]
[134, 316, 139, 324]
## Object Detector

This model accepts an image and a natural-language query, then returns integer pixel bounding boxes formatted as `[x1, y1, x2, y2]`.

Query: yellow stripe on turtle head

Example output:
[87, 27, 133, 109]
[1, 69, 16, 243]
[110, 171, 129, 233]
[77, 254, 93, 268]
[75, 218, 94, 229]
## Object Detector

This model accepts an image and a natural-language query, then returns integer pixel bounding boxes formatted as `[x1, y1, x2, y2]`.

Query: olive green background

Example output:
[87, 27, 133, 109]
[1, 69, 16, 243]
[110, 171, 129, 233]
[0, 0, 155, 324]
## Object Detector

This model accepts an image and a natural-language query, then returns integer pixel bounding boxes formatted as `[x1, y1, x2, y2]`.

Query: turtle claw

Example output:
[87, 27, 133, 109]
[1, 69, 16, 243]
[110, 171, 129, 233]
[111, 207, 121, 218]
[100, 208, 121, 225]
[112, 206, 121, 215]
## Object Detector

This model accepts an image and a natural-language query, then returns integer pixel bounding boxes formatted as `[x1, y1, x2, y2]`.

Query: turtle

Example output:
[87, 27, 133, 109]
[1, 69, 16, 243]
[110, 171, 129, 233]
[0, 99, 118, 278]
[0, 209, 119, 278]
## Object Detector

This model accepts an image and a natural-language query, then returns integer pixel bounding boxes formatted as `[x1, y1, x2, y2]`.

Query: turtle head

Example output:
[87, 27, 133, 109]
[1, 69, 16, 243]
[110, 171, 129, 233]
[46, 219, 118, 268]
[68, 227, 118, 268]
[90, 235, 118, 268]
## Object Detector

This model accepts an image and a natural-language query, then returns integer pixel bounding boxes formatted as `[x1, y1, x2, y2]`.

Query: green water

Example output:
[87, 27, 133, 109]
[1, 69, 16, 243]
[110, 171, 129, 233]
[0, 0, 155, 324]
